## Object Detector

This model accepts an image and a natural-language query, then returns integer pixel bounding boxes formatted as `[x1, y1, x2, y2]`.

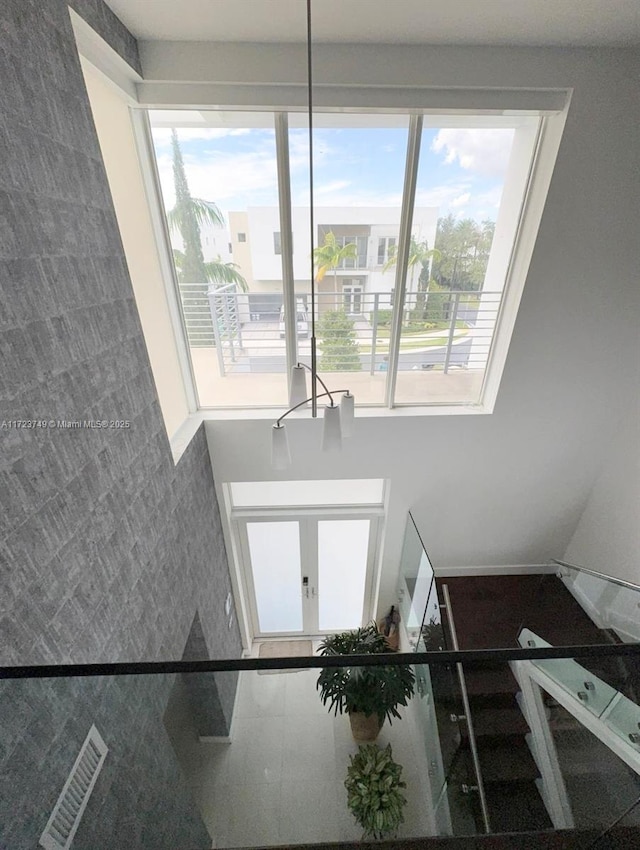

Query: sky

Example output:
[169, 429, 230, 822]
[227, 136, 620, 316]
[151, 119, 514, 228]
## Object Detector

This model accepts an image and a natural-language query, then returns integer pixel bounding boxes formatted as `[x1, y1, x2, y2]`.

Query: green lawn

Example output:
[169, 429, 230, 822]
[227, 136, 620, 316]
[359, 328, 467, 355]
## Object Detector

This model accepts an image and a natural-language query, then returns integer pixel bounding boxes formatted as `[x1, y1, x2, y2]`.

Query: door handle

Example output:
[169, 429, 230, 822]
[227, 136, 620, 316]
[311, 587, 316, 598]
[302, 576, 309, 598]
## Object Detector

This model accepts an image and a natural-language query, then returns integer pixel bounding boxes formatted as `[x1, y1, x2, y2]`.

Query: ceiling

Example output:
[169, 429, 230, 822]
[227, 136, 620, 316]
[105, 0, 640, 46]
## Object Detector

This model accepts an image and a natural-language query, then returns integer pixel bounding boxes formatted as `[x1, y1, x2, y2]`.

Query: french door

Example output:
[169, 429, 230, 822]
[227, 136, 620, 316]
[236, 514, 379, 637]
[343, 285, 363, 315]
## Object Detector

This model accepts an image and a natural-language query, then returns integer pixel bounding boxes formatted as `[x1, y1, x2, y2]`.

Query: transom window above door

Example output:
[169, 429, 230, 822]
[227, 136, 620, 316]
[228, 478, 385, 509]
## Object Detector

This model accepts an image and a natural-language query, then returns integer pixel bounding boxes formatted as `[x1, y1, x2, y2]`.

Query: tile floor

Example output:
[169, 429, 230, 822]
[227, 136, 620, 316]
[183, 666, 436, 848]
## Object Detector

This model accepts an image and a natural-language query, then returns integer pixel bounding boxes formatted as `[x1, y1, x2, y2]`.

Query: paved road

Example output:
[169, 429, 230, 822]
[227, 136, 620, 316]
[233, 312, 478, 373]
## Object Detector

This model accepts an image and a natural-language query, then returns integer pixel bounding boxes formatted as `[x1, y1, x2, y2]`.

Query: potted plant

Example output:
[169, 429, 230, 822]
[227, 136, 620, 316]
[316, 623, 415, 742]
[344, 743, 407, 839]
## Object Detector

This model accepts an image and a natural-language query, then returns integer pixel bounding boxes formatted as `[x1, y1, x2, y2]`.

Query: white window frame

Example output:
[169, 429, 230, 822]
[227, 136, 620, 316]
[343, 284, 364, 315]
[377, 236, 396, 266]
[130, 91, 569, 416]
[69, 22, 570, 417]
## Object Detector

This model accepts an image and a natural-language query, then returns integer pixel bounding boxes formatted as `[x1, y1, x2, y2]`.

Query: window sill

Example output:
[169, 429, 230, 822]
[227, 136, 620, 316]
[198, 402, 491, 422]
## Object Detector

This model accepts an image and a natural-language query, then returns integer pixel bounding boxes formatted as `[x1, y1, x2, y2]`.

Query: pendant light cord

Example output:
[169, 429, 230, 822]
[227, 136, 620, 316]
[306, 0, 318, 417]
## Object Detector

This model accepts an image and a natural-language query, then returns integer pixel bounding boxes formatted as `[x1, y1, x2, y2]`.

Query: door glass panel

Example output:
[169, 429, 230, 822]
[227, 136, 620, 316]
[247, 521, 303, 633]
[318, 520, 370, 631]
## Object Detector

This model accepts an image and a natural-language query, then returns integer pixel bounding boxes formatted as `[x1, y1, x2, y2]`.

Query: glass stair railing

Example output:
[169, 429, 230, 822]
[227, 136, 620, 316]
[3, 644, 640, 848]
[395, 512, 640, 844]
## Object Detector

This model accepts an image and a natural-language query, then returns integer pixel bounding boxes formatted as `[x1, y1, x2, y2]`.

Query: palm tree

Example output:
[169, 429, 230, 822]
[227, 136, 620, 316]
[384, 236, 441, 319]
[173, 250, 248, 291]
[313, 231, 359, 302]
[168, 129, 225, 284]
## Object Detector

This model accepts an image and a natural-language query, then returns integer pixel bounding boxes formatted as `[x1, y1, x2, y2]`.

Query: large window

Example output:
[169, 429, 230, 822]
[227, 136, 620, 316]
[146, 106, 560, 411]
[149, 111, 288, 407]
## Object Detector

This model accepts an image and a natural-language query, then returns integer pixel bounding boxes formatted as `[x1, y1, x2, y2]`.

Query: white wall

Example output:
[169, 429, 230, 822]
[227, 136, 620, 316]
[563, 396, 640, 587]
[142, 42, 640, 609]
[246, 206, 437, 285]
[82, 61, 190, 439]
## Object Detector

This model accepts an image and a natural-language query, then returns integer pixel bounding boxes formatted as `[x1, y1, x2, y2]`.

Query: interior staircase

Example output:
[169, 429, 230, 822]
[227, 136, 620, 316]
[432, 574, 639, 836]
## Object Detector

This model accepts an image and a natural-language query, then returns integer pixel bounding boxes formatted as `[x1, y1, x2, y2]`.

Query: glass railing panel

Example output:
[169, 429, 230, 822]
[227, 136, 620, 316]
[459, 654, 640, 837]
[519, 628, 619, 718]
[539, 684, 640, 833]
[420, 580, 446, 652]
[440, 566, 637, 653]
[3, 645, 640, 848]
[397, 512, 435, 647]
[555, 560, 640, 646]
[601, 692, 640, 751]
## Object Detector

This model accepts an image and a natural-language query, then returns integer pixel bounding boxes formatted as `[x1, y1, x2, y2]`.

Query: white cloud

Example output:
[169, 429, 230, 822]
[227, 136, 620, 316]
[414, 182, 471, 209]
[431, 128, 514, 177]
[156, 148, 279, 212]
[450, 192, 471, 208]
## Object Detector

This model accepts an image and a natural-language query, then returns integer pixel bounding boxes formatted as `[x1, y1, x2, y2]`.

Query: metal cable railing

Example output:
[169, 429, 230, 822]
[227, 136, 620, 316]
[179, 286, 503, 399]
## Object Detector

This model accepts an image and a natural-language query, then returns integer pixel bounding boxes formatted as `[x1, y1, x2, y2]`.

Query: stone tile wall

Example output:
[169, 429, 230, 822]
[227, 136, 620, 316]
[0, 2, 241, 847]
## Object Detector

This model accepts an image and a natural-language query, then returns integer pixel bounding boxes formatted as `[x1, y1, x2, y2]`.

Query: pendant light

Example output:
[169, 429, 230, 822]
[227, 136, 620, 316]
[270, 0, 355, 469]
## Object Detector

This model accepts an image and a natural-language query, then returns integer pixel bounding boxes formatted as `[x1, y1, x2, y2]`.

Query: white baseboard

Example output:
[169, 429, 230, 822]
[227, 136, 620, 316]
[434, 564, 557, 577]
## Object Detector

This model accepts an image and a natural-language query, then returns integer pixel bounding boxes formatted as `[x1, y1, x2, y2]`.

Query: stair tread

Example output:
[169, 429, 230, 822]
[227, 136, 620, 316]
[465, 707, 530, 737]
[475, 737, 541, 782]
[484, 780, 554, 833]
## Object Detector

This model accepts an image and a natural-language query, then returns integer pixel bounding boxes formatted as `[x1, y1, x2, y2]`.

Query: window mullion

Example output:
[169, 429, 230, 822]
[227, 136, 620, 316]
[275, 112, 297, 395]
[385, 113, 423, 408]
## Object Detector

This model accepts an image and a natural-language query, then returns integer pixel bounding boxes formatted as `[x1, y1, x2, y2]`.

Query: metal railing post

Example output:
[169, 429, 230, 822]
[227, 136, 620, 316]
[234, 287, 244, 350]
[222, 291, 235, 363]
[208, 285, 226, 377]
[442, 584, 492, 834]
[370, 292, 379, 375]
[443, 292, 460, 374]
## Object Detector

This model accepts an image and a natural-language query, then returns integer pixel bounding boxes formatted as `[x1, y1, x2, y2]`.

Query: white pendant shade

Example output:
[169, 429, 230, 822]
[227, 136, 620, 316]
[289, 365, 308, 407]
[340, 391, 355, 437]
[321, 403, 342, 453]
[271, 423, 291, 469]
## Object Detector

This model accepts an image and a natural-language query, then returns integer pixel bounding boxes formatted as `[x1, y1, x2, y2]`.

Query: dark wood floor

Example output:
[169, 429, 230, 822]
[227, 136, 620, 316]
[278, 824, 640, 848]
[436, 574, 609, 650]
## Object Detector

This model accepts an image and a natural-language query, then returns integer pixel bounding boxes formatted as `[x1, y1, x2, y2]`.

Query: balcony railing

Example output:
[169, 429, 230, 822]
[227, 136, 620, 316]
[181, 287, 502, 407]
[2, 638, 640, 850]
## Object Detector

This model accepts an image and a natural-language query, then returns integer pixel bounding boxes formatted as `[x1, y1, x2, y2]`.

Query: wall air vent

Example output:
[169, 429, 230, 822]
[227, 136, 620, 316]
[39, 725, 108, 850]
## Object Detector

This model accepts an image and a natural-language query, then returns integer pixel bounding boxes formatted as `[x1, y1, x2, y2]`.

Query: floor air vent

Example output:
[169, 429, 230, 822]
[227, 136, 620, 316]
[39, 725, 108, 850]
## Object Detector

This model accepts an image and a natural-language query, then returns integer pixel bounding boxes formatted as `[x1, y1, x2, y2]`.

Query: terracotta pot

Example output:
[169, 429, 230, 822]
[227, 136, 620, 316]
[349, 711, 383, 743]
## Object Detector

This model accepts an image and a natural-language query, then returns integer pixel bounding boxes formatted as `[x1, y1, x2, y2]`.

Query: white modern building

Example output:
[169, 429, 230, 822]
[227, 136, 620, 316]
[200, 205, 438, 320]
